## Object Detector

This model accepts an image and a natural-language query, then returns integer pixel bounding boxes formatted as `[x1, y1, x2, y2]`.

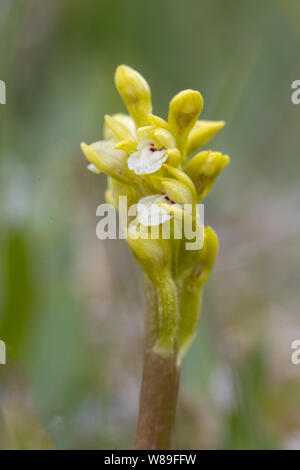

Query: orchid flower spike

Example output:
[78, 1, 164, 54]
[80, 65, 229, 360]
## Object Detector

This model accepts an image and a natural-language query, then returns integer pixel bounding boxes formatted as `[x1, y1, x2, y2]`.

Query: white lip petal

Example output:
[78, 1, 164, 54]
[127, 142, 168, 175]
[137, 195, 173, 226]
[87, 163, 101, 174]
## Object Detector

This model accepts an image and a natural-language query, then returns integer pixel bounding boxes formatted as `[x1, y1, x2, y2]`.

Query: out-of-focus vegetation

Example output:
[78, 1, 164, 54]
[0, 0, 300, 449]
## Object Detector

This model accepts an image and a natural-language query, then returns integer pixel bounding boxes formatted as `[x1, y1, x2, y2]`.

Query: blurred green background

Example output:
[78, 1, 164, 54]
[0, 0, 300, 449]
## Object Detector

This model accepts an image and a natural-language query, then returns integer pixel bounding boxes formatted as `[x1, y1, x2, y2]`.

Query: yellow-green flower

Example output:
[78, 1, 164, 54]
[81, 64, 229, 360]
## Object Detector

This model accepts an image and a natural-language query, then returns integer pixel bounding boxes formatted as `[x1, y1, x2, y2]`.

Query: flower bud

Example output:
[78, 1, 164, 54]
[184, 150, 229, 200]
[115, 65, 152, 127]
[168, 90, 203, 150]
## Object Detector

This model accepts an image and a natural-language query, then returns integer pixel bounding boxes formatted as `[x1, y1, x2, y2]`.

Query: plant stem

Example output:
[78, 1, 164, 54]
[135, 280, 180, 450]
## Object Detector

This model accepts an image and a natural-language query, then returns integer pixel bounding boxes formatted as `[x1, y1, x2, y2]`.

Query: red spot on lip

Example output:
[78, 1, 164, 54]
[149, 143, 164, 152]
[163, 193, 175, 204]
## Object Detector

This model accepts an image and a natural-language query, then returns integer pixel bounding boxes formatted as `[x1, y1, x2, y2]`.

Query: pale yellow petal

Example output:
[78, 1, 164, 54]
[81, 140, 132, 183]
[104, 115, 135, 141]
[184, 120, 225, 156]
[161, 179, 194, 206]
[103, 113, 136, 140]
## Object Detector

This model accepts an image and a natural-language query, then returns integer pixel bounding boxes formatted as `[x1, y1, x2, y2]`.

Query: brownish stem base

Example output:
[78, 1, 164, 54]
[135, 281, 180, 450]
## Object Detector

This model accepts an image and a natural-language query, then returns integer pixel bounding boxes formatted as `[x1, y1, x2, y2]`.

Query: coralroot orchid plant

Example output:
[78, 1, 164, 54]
[81, 65, 229, 450]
